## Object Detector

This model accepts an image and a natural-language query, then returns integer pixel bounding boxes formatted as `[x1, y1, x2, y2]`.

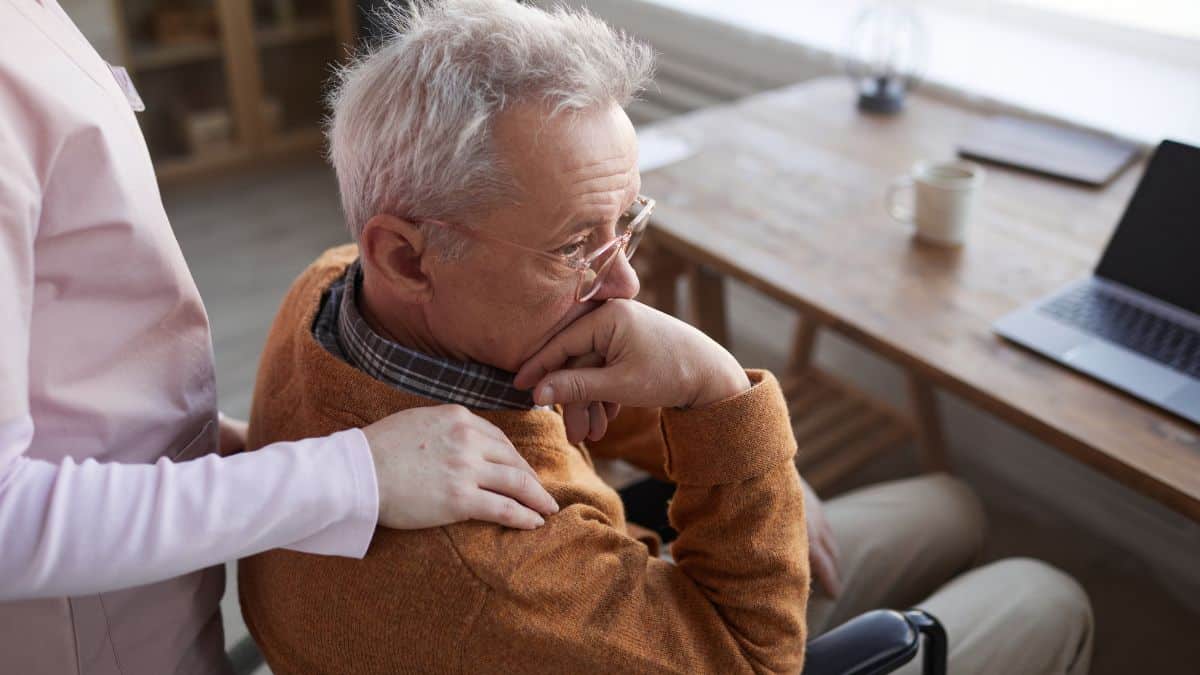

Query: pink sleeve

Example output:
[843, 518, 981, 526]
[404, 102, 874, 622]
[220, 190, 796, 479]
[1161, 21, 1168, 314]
[0, 56, 379, 602]
[0, 415, 379, 601]
[0, 61, 378, 602]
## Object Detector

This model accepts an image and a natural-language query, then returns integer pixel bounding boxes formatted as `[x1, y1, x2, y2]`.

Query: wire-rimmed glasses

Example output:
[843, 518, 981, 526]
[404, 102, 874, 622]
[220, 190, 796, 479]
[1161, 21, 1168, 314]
[417, 195, 655, 302]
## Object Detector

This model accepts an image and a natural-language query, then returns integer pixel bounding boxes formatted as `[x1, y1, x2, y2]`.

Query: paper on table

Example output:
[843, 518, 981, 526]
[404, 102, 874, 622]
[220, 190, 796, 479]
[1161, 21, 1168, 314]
[637, 129, 697, 173]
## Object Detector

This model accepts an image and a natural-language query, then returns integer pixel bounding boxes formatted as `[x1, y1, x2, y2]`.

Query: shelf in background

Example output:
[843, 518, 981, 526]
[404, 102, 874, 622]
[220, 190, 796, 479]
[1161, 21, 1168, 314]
[113, 0, 354, 185]
[154, 127, 325, 185]
[131, 41, 222, 71]
[155, 144, 252, 184]
[256, 18, 333, 49]
[128, 18, 333, 72]
[263, 127, 325, 154]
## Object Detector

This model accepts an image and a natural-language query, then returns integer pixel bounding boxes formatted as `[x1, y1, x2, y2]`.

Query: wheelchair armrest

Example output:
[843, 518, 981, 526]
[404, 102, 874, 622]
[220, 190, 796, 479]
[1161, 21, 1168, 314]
[802, 609, 930, 675]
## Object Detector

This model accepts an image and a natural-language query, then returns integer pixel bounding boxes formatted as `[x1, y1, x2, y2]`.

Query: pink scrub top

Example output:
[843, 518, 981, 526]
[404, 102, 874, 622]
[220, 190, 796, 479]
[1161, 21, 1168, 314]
[0, 1, 380, 673]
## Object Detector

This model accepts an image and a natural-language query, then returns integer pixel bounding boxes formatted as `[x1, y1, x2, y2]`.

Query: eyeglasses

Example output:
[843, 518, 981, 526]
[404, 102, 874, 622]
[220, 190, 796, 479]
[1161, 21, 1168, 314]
[417, 195, 655, 302]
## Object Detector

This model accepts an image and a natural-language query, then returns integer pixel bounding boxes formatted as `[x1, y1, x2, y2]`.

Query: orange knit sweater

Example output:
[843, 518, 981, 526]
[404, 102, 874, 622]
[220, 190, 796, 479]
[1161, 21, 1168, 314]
[239, 246, 810, 674]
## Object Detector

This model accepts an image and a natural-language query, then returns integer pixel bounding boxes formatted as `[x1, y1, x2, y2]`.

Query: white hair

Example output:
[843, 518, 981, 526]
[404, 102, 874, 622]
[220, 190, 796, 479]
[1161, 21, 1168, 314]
[326, 0, 655, 252]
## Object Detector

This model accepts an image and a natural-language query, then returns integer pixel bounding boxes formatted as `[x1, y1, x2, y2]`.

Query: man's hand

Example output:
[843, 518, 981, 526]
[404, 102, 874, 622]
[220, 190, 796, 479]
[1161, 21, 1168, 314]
[218, 412, 249, 456]
[561, 399, 621, 444]
[515, 299, 750, 410]
[362, 405, 559, 530]
[801, 477, 842, 598]
[559, 353, 620, 444]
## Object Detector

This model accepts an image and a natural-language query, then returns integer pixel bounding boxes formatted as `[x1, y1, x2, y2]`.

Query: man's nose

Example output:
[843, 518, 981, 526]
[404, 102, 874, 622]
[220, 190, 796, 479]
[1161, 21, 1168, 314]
[590, 253, 640, 302]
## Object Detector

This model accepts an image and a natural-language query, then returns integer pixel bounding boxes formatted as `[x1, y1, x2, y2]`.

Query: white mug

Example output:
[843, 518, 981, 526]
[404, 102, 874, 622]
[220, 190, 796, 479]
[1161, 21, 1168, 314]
[886, 160, 985, 247]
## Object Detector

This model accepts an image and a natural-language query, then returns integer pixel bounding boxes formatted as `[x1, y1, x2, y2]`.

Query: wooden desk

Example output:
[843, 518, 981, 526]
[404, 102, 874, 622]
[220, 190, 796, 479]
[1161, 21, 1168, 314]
[637, 77, 1200, 520]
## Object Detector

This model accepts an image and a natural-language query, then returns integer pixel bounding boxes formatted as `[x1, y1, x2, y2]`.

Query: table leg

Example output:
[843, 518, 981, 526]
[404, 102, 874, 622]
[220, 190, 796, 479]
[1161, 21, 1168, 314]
[788, 315, 820, 375]
[906, 373, 951, 472]
[635, 234, 685, 317]
[688, 264, 729, 347]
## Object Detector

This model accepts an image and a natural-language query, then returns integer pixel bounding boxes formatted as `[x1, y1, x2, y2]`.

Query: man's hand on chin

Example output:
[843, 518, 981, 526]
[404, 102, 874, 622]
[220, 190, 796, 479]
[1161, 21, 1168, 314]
[514, 299, 751, 412]
[557, 352, 621, 444]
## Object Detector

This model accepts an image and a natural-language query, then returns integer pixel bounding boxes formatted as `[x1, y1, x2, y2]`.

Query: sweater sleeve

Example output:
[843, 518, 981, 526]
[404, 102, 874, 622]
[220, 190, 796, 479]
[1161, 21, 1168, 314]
[464, 371, 809, 675]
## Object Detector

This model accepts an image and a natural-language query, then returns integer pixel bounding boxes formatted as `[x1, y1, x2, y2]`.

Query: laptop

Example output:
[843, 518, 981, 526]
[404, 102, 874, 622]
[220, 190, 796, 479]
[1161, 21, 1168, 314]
[994, 140, 1200, 426]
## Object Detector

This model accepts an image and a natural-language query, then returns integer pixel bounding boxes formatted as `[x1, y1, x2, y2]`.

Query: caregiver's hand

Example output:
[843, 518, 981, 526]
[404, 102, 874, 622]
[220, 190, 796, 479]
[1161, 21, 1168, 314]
[515, 299, 750, 410]
[362, 405, 559, 530]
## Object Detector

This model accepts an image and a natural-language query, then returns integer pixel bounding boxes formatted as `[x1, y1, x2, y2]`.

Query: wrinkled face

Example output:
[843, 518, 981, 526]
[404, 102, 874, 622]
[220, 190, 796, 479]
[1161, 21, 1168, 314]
[421, 101, 642, 372]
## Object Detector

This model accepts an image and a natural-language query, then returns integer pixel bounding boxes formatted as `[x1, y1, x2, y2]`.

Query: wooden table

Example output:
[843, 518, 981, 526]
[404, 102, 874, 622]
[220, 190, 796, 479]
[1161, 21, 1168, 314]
[636, 77, 1200, 520]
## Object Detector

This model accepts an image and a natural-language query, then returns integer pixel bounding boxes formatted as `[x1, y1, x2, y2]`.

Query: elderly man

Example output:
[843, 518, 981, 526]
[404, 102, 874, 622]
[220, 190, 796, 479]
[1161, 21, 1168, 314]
[240, 1, 1094, 673]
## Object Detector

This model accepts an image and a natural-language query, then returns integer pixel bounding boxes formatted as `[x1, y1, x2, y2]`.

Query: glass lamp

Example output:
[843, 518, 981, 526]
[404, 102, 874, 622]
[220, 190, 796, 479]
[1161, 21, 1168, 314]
[845, 1, 928, 115]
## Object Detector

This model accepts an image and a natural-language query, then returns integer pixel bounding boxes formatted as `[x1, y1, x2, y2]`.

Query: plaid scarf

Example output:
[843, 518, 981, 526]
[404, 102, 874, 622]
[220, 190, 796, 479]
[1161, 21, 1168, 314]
[312, 260, 535, 410]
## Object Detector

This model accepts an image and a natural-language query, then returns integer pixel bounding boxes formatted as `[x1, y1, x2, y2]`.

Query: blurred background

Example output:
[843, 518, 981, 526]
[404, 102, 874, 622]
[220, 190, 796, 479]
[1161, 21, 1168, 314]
[63, 1, 1200, 673]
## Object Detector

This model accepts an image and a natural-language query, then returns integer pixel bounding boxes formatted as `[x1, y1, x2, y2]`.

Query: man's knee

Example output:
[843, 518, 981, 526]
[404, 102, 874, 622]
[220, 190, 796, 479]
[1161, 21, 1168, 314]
[937, 558, 1094, 675]
[995, 558, 1093, 638]
[924, 474, 987, 544]
[882, 473, 988, 566]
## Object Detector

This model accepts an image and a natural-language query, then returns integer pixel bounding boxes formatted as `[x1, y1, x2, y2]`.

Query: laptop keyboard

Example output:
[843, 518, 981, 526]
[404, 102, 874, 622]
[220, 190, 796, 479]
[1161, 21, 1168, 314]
[1040, 285, 1200, 378]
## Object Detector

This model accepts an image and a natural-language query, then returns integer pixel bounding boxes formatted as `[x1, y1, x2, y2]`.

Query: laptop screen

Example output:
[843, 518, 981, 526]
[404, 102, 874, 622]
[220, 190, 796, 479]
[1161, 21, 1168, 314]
[1095, 140, 1200, 315]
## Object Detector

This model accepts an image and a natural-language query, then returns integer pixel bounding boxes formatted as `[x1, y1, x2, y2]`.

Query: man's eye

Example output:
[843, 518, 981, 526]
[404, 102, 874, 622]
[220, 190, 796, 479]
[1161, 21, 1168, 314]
[557, 240, 587, 260]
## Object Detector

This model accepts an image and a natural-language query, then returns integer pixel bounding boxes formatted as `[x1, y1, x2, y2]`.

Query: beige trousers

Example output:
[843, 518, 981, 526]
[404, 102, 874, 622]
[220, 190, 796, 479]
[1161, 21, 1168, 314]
[808, 474, 1094, 675]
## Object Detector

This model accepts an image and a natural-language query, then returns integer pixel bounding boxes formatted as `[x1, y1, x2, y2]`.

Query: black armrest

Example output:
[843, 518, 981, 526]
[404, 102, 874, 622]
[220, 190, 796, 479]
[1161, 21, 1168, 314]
[802, 609, 946, 675]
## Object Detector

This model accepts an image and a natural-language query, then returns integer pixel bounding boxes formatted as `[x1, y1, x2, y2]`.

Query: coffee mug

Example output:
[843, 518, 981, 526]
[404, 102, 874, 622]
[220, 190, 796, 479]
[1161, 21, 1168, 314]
[886, 160, 985, 247]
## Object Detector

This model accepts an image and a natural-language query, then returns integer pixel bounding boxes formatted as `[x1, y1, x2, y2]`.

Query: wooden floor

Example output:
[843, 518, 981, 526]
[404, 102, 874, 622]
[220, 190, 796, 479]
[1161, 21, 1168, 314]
[166, 160, 1200, 675]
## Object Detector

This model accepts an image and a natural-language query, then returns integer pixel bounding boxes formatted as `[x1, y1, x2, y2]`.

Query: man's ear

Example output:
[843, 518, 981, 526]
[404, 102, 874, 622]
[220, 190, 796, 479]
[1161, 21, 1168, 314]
[359, 214, 434, 303]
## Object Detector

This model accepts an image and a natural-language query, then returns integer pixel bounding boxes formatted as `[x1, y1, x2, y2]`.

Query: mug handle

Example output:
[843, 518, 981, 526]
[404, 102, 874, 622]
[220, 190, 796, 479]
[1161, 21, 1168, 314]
[885, 177, 915, 224]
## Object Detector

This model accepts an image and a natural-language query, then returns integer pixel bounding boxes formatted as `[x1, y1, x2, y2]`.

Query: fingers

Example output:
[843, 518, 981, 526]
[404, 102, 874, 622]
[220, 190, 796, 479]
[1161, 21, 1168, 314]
[824, 519, 841, 564]
[476, 461, 559, 516]
[439, 405, 537, 476]
[800, 477, 842, 597]
[476, 443, 556, 516]
[566, 352, 606, 370]
[514, 309, 608, 389]
[603, 402, 621, 422]
[446, 406, 513, 448]
[462, 414, 556, 516]
[532, 367, 622, 406]
[586, 401, 608, 442]
[473, 420, 536, 477]
[562, 402, 590, 444]
[528, 348, 617, 441]
[462, 489, 548, 530]
[810, 531, 842, 598]
[562, 401, 615, 444]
